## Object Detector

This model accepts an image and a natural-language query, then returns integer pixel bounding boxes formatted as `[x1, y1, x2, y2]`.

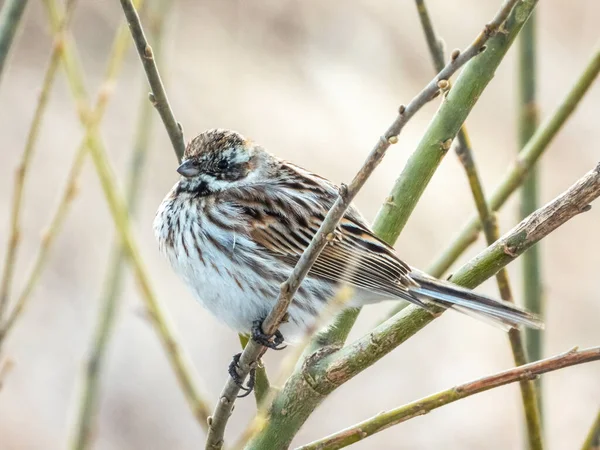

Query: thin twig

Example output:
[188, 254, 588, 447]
[68, 1, 175, 448]
[245, 162, 600, 450]
[296, 346, 600, 450]
[518, 12, 544, 425]
[118, 0, 184, 162]
[581, 409, 600, 450]
[413, 2, 542, 447]
[0, 0, 129, 346]
[0, 356, 14, 391]
[454, 136, 543, 450]
[205, 1, 528, 448]
[0, 0, 29, 83]
[0, 0, 77, 323]
[427, 44, 600, 278]
[0, 0, 211, 429]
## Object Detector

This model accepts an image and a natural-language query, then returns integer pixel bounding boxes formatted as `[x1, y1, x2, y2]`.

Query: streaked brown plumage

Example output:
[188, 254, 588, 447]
[154, 129, 542, 342]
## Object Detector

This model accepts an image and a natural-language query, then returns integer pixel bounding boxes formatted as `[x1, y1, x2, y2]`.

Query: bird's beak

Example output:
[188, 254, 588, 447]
[177, 160, 200, 177]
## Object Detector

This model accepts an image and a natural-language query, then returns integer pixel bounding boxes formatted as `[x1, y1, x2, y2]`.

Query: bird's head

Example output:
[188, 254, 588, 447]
[176, 129, 269, 194]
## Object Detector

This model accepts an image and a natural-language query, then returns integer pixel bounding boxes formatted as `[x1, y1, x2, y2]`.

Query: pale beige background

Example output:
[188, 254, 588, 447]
[0, 1, 599, 449]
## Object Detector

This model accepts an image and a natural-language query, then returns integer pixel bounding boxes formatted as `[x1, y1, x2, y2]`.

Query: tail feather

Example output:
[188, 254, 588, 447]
[408, 271, 543, 330]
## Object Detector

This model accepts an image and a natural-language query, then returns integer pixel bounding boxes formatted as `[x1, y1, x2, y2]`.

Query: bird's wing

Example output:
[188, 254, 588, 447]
[226, 162, 419, 301]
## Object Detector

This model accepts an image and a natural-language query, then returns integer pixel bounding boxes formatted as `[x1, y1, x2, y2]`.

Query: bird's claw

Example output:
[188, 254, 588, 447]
[251, 319, 287, 350]
[228, 352, 256, 398]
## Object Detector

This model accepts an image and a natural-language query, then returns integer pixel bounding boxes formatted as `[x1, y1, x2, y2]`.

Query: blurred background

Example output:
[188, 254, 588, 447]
[0, 0, 599, 448]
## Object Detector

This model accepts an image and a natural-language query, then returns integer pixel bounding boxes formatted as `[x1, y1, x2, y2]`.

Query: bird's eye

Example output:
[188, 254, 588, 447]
[218, 159, 229, 170]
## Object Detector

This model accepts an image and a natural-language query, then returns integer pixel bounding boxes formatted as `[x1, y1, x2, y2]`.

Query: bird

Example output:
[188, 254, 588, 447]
[154, 129, 542, 392]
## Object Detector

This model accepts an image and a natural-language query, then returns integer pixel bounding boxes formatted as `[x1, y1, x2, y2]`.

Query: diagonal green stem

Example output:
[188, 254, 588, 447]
[297, 347, 600, 450]
[427, 43, 600, 279]
[0, 0, 77, 322]
[413, 2, 542, 447]
[321, 0, 540, 355]
[68, 2, 179, 448]
[581, 409, 600, 450]
[31, 0, 211, 429]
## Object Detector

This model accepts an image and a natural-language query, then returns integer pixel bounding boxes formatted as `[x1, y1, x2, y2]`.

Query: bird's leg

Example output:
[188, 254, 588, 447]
[228, 352, 256, 398]
[251, 319, 287, 350]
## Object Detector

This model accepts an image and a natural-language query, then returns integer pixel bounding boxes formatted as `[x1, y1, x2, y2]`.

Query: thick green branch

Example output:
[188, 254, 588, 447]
[373, 0, 538, 242]
[297, 347, 600, 450]
[324, 0, 539, 348]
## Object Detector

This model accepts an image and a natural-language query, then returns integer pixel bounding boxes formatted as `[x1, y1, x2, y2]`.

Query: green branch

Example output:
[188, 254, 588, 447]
[0, 0, 78, 322]
[210, 2, 529, 448]
[518, 13, 544, 430]
[427, 43, 600, 278]
[27, 0, 211, 429]
[246, 162, 600, 450]
[320, 0, 540, 350]
[297, 347, 600, 450]
[455, 137, 543, 450]
[68, 1, 176, 448]
[581, 409, 600, 450]
[412, 4, 543, 445]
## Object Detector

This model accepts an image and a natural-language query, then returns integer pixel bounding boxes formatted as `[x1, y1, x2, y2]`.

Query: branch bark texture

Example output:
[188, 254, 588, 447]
[298, 347, 600, 450]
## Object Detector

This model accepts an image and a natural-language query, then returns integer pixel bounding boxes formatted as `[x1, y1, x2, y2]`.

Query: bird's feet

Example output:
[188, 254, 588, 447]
[228, 352, 256, 398]
[251, 319, 287, 350]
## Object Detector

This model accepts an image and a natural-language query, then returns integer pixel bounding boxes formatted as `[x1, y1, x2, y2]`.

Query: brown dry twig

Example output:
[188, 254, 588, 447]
[118, 0, 184, 161]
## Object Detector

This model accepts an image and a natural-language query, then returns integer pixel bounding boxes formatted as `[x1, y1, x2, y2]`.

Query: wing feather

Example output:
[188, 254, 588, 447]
[223, 162, 418, 301]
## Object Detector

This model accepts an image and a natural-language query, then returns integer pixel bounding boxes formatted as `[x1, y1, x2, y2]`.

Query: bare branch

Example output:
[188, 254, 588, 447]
[118, 0, 184, 161]
[205, 1, 529, 448]
[311, 162, 600, 388]
[297, 347, 600, 450]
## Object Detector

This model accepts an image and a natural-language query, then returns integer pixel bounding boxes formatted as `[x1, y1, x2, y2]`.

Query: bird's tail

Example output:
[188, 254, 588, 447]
[408, 271, 543, 330]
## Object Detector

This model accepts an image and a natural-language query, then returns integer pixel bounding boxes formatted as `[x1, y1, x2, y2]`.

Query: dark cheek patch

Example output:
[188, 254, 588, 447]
[216, 164, 249, 181]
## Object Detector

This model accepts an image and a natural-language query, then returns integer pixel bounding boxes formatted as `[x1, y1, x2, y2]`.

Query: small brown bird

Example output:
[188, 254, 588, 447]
[154, 129, 541, 388]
